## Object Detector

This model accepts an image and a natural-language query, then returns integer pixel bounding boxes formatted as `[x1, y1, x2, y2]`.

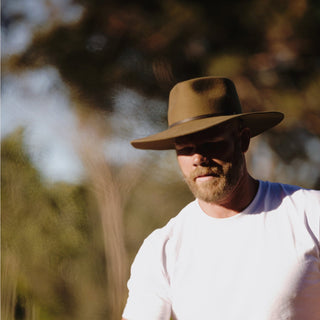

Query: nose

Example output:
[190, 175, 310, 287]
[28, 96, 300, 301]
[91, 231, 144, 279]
[193, 152, 210, 166]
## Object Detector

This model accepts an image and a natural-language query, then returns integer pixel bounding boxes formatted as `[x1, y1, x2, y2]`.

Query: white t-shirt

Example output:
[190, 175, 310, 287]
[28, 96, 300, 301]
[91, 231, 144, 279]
[122, 181, 320, 320]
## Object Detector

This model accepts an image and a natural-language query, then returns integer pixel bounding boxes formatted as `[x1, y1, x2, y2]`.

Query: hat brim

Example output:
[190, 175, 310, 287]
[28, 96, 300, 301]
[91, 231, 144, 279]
[131, 111, 284, 150]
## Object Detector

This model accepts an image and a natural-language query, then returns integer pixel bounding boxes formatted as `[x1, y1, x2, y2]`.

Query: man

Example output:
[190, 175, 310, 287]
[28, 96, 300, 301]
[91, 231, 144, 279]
[122, 76, 320, 320]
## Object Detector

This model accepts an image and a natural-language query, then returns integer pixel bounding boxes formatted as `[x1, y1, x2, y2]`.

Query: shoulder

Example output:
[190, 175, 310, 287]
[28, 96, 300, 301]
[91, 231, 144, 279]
[131, 200, 199, 272]
[259, 180, 320, 203]
[269, 181, 320, 217]
[128, 200, 198, 287]
[253, 180, 320, 222]
[260, 180, 320, 238]
[260, 180, 301, 194]
[142, 199, 199, 250]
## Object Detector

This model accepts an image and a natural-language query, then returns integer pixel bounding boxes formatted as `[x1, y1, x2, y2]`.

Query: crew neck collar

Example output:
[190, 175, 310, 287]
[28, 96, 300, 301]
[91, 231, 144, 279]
[195, 180, 263, 221]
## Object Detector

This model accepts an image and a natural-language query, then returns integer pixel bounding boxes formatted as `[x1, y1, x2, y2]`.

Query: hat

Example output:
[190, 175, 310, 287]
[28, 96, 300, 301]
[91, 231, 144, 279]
[131, 76, 284, 150]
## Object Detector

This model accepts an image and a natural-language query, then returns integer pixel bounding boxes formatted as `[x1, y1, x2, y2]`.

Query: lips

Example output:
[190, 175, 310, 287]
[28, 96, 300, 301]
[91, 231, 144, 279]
[196, 173, 213, 178]
[190, 167, 221, 182]
[194, 172, 219, 182]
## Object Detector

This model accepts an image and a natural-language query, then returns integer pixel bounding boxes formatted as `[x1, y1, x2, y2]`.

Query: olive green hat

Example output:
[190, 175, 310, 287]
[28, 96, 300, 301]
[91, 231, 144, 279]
[131, 76, 284, 150]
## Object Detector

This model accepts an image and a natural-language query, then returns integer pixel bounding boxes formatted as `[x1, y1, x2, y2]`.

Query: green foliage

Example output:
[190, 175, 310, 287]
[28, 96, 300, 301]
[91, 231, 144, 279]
[1, 130, 110, 319]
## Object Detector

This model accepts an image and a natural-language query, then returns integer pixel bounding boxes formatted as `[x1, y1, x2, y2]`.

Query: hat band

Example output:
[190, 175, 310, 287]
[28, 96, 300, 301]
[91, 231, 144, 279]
[169, 112, 235, 128]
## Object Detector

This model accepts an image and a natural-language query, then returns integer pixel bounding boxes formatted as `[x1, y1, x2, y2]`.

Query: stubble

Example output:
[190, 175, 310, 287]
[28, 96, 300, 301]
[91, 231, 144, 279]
[183, 142, 244, 203]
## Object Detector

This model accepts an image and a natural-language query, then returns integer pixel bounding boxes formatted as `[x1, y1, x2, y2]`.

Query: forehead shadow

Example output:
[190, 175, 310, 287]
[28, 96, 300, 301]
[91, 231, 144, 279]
[175, 120, 239, 145]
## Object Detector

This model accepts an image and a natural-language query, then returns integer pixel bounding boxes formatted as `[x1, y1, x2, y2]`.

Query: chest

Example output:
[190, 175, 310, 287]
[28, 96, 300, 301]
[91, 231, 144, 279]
[168, 212, 320, 320]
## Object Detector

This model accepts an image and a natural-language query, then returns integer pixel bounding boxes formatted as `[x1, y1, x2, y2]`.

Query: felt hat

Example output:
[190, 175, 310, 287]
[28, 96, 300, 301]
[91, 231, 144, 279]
[131, 76, 284, 150]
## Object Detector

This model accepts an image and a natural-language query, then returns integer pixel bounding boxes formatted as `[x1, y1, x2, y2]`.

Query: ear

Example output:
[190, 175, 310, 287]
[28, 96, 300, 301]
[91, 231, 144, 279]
[239, 128, 251, 153]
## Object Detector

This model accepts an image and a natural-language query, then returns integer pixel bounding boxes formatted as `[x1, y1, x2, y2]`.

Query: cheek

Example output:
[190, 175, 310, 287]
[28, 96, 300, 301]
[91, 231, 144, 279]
[214, 140, 239, 162]
[214, 144, 235, 162]
[177, 156, 192, 175]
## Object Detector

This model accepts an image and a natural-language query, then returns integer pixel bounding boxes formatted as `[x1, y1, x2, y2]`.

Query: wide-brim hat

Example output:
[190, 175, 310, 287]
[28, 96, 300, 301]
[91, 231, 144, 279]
[131, 76, 284, 150]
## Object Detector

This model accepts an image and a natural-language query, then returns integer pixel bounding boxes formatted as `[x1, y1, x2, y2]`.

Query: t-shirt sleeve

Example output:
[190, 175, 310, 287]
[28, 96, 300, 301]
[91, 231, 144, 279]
[122, 232, 172, 320]
[304, 189, 320, 246]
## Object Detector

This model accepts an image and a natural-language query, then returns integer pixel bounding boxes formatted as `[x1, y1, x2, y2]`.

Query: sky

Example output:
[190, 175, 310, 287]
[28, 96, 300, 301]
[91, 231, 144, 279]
[1, 64, 168, 183]
[2, 67, 85, 183]
[1, 0, 169, 183]
[1, 0, 86, 183]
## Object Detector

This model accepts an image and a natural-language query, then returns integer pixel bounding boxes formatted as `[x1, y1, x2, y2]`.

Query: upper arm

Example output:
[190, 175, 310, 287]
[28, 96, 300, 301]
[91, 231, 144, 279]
[122, 234, 172, 320]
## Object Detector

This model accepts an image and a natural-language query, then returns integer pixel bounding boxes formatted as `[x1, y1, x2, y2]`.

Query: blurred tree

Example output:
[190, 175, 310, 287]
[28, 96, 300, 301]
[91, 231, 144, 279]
[1, 130, 193, 320]
[3, 0, 320, 140]
[1, 130, 112, 319]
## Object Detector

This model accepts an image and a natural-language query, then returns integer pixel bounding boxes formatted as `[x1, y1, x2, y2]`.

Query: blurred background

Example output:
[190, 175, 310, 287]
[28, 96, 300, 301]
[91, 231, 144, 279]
[2, 0, 320, 319]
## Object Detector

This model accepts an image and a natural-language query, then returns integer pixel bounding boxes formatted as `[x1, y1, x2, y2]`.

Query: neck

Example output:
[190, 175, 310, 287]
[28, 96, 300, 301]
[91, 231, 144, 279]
[198, 174, 259, 219]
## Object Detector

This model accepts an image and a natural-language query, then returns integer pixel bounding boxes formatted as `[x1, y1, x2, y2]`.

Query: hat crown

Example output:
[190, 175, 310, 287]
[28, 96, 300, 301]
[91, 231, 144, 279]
[131, 76, 284, 150]
[168, 77, 242, 127]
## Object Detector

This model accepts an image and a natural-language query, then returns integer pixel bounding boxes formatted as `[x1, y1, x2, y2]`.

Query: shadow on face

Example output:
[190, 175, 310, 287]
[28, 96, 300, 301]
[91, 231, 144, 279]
[174, 119, 249, 161]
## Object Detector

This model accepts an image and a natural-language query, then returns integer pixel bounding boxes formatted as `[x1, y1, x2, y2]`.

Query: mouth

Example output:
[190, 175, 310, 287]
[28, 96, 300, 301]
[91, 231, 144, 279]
[195, 173, 219, 182]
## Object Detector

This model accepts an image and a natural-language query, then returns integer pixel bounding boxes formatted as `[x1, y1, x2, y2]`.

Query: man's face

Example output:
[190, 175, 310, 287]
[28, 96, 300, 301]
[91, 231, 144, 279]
[175, 121, 247, 204]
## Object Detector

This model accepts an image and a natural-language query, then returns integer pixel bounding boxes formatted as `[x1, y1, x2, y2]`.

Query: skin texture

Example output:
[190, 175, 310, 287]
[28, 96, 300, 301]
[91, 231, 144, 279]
[175, 120, 259, 218]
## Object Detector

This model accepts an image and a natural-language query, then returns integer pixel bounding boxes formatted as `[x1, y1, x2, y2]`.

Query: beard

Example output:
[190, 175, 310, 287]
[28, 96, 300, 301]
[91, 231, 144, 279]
[183, 142, 245, 203]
